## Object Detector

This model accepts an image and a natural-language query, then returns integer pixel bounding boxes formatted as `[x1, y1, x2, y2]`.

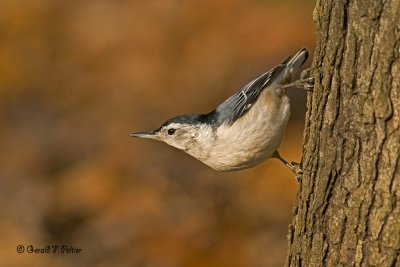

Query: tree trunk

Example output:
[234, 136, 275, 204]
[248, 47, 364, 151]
[286, 0, 400, 266]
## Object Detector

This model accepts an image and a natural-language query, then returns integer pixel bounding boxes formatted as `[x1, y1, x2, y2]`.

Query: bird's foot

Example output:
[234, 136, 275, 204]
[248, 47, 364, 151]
[272, 151, 303, 183]
[288, 162, 303, 183]
[281, 68, 314, 91]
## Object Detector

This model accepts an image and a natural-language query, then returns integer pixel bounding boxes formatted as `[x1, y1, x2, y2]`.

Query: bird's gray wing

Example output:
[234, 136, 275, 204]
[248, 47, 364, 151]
[210, 49, 308, 126]
[232, 70, 274, 119]
[214, 63, 286, 125]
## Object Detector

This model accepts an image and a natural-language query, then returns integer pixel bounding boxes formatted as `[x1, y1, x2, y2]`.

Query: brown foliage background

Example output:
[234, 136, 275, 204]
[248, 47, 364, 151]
[0, 1, 314, 266]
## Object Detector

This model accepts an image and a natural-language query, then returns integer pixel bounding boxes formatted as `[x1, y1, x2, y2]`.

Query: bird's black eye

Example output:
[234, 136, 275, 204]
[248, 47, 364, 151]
[167, 128, 176, 135]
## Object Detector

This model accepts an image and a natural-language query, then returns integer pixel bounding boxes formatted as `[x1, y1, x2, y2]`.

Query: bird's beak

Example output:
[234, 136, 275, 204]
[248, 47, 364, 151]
[129, 130, 160, 140]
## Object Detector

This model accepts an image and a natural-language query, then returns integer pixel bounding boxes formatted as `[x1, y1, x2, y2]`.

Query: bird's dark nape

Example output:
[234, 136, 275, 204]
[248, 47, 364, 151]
[160, 113, 211, 128]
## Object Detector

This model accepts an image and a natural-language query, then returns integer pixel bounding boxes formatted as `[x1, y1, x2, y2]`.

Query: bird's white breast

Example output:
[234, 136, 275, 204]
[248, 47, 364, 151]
[203, 88, 290, 171]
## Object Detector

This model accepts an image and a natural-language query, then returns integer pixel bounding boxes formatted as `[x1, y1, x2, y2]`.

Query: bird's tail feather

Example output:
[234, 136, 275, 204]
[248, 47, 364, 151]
[285, 48, 309, 71]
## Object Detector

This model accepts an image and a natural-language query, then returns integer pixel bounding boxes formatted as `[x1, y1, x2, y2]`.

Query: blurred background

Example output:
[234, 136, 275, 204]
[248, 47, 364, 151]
[0, 0, 315, 266]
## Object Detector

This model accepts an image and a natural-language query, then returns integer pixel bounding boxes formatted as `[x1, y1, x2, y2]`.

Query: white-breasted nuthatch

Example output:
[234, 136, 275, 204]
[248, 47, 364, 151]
[130, 48, 309, 173]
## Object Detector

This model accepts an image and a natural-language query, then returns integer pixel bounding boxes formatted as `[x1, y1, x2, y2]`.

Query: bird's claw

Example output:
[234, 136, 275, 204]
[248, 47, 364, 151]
[288, 162, 303, 183]
[300, 67, 312, 80]
[281, 68, 314, 91]
[281, 77, 314, 91]
[272, 151, 303, 183]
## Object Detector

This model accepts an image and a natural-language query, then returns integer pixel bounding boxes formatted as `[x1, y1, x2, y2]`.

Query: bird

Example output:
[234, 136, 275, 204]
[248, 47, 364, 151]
[130, 48, 309, 174]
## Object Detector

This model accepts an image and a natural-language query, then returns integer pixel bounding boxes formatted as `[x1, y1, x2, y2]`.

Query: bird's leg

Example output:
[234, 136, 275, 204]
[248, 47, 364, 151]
[281, 68, 315, 91]
[272, 151, 301, 173]
[272, 151, 303, 183]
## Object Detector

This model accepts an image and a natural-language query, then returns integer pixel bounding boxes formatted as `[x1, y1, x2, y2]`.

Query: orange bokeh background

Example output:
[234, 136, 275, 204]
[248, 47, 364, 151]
[0, 1, 315, 266]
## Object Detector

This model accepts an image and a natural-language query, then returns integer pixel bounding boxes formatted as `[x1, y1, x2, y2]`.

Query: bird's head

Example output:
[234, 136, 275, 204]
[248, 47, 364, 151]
[130, 114, 213, 153]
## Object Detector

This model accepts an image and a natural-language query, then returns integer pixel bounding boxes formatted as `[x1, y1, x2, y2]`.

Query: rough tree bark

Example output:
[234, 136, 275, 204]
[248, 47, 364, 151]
[286, 0, 400, 266]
